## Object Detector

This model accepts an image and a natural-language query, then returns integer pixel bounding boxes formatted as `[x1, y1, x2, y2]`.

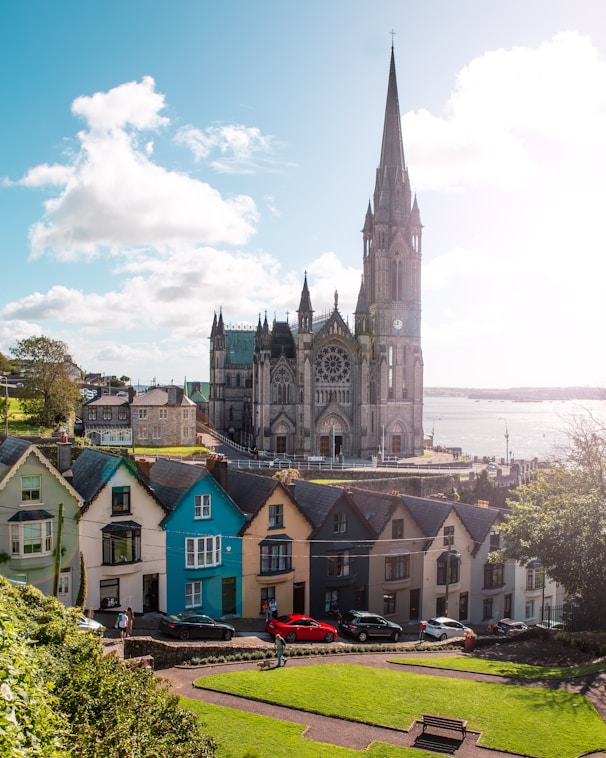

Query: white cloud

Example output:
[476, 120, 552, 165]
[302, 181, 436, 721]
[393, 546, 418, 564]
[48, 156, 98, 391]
[17, 78, 259, 260]
[405, 31, 606, 192]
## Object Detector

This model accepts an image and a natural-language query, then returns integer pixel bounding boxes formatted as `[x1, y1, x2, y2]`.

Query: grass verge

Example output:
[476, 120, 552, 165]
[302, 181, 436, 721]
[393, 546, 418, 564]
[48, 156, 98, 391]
[182, 698, 435, 758]
[391, 655, 606, 679]
[196, 663, 606, 758]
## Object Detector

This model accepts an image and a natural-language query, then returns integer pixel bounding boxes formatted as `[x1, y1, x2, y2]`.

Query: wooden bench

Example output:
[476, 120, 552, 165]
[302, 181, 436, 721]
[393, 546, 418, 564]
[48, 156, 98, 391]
[421, 713, 467, 738]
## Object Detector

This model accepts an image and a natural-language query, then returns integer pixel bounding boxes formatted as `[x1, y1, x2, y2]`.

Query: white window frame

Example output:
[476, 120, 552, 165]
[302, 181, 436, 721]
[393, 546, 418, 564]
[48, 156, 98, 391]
[185, 581, 202, 608]
[194, 494, 211, 520]
[159, 408, 168, 420]
[138, 408, 147, 420]
[10, 520, 53, 557]
[21, 475, 41, 503]
[185, 536, 221, 568]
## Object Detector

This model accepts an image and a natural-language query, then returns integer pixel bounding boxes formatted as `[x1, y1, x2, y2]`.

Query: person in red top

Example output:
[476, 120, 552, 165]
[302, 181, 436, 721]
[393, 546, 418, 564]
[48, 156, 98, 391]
[419, 621, 426, 643]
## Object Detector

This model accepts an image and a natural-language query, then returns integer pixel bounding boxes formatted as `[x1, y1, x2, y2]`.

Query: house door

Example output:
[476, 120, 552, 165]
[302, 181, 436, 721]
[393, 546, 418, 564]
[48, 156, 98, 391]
[222, 577, 236, 616]
[293, 582, 305, 614]
[143, 574, 159, 613]
[409, 588, 420, 620]
[58, 570, 71, 606]
[353, 585, 366, 609]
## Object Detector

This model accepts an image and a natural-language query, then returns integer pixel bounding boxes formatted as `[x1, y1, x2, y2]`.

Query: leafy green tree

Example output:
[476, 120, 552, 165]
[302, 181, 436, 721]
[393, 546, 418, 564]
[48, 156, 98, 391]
[0, 577, 216, 757]
[497, 418, 606, 628]
[11, 336, 81, 428]
[0, 350, 12, 375]
[457, 469, 495, 505]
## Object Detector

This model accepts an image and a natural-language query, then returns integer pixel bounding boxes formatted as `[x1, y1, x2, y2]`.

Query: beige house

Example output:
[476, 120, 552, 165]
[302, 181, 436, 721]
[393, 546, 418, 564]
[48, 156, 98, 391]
[226, 470, 313, 619]
[130, 386, 196, 447]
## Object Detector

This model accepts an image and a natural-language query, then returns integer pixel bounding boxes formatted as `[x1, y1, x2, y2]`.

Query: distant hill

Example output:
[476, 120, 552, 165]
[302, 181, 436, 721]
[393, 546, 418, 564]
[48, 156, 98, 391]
[425, 387, 606, 401]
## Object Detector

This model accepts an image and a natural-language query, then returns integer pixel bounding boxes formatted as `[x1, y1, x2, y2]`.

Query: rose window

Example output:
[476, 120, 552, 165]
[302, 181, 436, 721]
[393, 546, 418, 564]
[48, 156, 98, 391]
[315, 345, 351, 383]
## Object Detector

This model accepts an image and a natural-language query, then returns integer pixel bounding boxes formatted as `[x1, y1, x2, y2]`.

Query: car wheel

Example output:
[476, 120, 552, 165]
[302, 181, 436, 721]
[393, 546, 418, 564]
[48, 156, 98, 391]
[324, 632, 335, 642]
[391, 631, 400, 642]
[439, 633, 447, 641]
[358, 631, 368, 642]
[285, 632, 297, 643]
[178, 629, 190, 641]
[222, 630, 232, 641]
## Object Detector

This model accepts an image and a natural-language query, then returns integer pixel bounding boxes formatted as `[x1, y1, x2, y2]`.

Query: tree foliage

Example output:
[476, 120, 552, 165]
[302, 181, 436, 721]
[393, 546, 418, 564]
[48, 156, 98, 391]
[0, 577, 216, 757]
[11, 336, 81, 428]
[497, 417, 606, 628]
[0, 351, 12, 375]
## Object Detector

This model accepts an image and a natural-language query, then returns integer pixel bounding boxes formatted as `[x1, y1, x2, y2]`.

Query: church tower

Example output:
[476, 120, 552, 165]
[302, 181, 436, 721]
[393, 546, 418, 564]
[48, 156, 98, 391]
[361, 45, 424, 457]
[209, 45, 423, 459]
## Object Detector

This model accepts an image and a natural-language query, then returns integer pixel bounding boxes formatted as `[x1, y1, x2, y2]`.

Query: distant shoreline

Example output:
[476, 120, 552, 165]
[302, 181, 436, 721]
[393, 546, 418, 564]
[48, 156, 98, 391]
[424, 387, 605, 402]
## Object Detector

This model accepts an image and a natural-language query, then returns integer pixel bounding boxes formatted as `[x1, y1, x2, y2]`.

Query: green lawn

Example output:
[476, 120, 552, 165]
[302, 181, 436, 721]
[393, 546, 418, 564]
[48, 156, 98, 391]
[391, 655, 606, 679]
[196, 664, 606, 758]
[184, 699, 436, 758]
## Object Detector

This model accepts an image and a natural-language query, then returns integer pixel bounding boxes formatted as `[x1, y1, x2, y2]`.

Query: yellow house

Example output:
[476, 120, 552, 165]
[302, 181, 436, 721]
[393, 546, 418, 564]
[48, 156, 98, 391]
[226, 470, 313, 619]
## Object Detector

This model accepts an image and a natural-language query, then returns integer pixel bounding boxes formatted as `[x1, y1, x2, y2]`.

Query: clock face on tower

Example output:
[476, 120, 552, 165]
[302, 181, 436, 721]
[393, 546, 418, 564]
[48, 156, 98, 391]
[392, 318, 403, 331]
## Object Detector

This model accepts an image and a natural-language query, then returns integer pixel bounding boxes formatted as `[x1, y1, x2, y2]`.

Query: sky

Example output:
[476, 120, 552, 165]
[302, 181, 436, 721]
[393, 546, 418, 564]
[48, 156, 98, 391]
[2, 0, 606, 389]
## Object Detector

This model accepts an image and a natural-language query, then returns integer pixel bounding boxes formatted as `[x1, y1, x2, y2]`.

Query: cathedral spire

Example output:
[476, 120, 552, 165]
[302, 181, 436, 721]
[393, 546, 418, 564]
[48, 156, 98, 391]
[378, 46, 406, 184]
[297, 271, 313, 333]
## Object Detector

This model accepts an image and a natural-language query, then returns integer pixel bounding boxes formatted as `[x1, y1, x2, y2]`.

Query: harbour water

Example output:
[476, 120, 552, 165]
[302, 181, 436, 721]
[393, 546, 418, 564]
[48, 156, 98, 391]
[423, 395, 606, 462]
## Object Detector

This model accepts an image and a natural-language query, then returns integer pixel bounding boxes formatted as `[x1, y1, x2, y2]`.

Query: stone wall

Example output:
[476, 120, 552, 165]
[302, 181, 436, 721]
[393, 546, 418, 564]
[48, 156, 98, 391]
[124, 636, 270, 670]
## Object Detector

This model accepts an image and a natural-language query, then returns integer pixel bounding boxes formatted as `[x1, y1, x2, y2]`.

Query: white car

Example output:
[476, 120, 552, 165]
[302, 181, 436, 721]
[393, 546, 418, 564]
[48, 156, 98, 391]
[78, 615, 105, 633]
[425, 616, 473, 641]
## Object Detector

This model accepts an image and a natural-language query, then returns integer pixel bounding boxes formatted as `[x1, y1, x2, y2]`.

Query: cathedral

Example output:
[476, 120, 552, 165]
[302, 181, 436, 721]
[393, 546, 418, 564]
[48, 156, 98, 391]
[209, 47, 424, 460]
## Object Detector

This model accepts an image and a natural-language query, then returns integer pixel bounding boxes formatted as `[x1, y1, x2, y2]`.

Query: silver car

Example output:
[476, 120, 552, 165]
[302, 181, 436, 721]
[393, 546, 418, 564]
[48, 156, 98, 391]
[425, 616, 472, 641]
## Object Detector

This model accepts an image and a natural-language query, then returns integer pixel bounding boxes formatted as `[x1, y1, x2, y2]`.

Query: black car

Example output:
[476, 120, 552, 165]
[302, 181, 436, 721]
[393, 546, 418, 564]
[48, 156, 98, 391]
[338, 610, 402, 642]
[159, 612, 236, 641]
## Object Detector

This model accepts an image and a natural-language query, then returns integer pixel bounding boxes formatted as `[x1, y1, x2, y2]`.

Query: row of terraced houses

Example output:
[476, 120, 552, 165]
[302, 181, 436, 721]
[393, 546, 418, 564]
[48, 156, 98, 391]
[0, 436, 559, 628]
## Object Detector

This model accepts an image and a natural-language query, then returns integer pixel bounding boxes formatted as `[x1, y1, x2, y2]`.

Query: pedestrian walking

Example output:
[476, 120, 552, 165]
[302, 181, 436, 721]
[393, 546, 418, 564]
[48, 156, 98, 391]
[126, 607, 134, 637]
[418, 620, 426, 643]
[116, 611, 128, 641]
[275, 633, 287, 667]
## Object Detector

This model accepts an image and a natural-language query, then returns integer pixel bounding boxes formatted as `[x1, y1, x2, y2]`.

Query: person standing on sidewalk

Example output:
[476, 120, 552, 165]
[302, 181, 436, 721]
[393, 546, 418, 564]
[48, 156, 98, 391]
[117, 611, 128, 641]
[269, 597, 277, 618]
[275, 633, 287, 667]
[126, 607, 134, 637]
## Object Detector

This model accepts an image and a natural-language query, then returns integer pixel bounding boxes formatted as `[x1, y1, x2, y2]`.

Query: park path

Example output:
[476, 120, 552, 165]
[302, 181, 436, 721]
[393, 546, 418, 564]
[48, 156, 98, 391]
[158, 652, 606, 757]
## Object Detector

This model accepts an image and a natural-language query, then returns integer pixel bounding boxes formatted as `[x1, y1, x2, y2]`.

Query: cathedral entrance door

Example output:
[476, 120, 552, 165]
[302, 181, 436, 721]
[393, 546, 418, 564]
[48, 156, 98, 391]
[320, 436, 329, 457]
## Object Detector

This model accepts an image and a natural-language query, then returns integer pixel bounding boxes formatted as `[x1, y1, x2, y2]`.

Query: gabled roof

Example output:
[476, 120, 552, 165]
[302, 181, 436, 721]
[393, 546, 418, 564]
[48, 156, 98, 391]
[148, 459, 244, 527]
[130, 388, 195, 407]
[224, 469, 314, 534]
[292, 479, 374, 537]
[401, 494, 503, 556]
[71, 448, 162, 513]
[0, 437, 83, 505]
[0, 438, 32, 483]
[147, 458, 208, 512]
[346, 487, 414, 536]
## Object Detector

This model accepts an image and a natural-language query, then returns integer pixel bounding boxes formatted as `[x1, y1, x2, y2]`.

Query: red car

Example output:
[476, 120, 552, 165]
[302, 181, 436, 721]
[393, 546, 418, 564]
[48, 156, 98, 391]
[265, 614, 338, 643]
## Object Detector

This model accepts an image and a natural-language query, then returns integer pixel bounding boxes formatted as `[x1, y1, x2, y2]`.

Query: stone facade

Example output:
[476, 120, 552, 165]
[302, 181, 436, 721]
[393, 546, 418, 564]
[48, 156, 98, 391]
[209, 47, 424, 460]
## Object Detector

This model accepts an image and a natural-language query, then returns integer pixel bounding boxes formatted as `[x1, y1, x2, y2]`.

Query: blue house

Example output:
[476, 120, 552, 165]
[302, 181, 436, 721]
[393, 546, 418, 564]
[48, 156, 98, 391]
[148, 457, 246, 617]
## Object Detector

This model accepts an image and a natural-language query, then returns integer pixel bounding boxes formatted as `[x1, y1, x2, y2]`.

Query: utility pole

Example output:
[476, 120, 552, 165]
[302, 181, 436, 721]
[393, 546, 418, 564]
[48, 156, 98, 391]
[53, 502, 64, 597]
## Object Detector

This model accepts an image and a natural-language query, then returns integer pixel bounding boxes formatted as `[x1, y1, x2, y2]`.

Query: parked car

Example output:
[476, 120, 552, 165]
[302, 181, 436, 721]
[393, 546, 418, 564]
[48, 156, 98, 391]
[265, 614, 338, 643]
[535, 620, 565, 631]
[159, 612, 236, 641]
[493, 618, 528, 635]
[78, 615, 105, 633]
[270, 456, 291, 468]
[424, 616, 473, 641]
[338, 610, 402, 642]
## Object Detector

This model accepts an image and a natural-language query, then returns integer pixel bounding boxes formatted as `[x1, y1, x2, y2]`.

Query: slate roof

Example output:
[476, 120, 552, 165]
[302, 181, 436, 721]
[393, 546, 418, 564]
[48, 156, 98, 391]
[226, 469, 281, 520]
[271, 322, 296, 360]
[346, 487, 405, 535]
[71, 448, 128, 509]
[0, 438, 32, 483]
[291, 479, 344, 529]
[147, 458, 208, 512]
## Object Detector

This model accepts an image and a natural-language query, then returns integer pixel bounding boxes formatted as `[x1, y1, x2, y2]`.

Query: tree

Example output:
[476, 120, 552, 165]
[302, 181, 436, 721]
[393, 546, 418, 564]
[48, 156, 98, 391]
[11, 336, 81, 428]
[496, 417, 606, 628]
[75, 551, 87, 609]
[0, 350, 12, 375]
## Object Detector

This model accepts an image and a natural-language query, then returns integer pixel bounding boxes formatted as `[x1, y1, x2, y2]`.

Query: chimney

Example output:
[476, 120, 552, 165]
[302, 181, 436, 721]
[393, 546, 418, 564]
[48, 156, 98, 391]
[206, 455, 228, 491]
[128, 386, 135, 403]
[56, 442, 72, 475]
[167, 386, 177, 405]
